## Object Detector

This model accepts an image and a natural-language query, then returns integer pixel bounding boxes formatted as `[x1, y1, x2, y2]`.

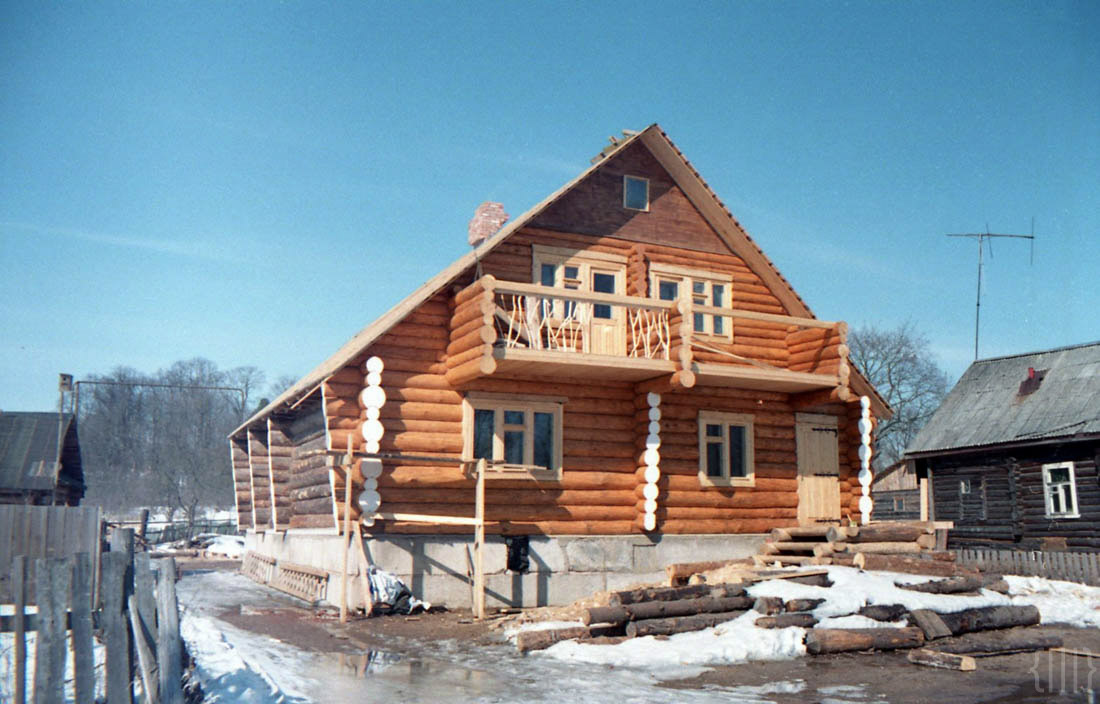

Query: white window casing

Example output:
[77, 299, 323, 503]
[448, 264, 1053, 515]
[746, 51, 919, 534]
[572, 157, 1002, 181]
[1042, 461, 1079, 519]
[697, 410, 755, 487]
[462, 392, 565, 481]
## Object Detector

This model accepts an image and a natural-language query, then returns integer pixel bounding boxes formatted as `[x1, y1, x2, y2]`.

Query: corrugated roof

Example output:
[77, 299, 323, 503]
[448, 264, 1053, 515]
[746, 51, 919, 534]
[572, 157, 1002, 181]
[0, 411, 77, 492]
[905, 341, 1100, 456]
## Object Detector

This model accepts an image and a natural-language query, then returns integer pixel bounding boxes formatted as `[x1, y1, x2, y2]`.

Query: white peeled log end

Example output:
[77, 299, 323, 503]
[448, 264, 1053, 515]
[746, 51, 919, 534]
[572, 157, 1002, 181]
[366, 371, 382, 387]
[642, 483, 659, 500]
[643, 498, 658, 513]
[860, 395, 870, 410]
[858, 418, 872, 435]
[363, 477, 378, 491]
[361, 419, 384, 443]
[365, 407, 380, 420]
[647, 392, 661, 407]
[648, 407, 661, 422]
[645, 433, 661, 450]
[361, 459, 383, 479]
[643, 465, 660, 484]
[357, 490, 381, 514]
[366, 356, 384, 374]
[858, 444, 871, 463]
[360, 386, 386, 409]
[365, 441, 380, 453]
[858, 467, 873, 487]
[643, 448, 660, 467]
[859, 495, 872, 517]
[643, 513, 657, 531]
[362, 516, 376, 527]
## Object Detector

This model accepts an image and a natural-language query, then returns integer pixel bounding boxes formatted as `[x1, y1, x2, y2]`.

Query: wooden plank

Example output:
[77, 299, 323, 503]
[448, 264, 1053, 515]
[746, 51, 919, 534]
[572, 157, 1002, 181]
[907, 648, 977, 671]
[101, 551, 133, 704]
[156, 557, 184, 704]
[13, 554, 27, 704]
[134, 553, 158, 662]
[128, 594, 158, 704]
[474, 457, 486, 620]
[71, 553, 96, 704]
[0, 507, 14, 582]
[34, 558, 69, 704]
[909, 609, 953, 640]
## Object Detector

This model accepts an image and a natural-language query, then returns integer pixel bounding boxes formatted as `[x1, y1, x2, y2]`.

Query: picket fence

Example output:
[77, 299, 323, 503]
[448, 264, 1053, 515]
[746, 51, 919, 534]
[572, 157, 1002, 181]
[956, 548, 1100, 586]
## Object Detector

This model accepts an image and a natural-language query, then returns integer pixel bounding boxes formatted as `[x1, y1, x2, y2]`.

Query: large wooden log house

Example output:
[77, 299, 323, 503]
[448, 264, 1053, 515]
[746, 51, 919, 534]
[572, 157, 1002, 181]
[230, 125, 889, 606]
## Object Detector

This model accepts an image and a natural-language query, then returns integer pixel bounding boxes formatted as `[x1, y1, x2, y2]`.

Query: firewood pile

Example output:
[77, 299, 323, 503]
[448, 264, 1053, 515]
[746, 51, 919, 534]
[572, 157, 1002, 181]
[515, 569, 1065, 672]
[754, 521, 954, 572]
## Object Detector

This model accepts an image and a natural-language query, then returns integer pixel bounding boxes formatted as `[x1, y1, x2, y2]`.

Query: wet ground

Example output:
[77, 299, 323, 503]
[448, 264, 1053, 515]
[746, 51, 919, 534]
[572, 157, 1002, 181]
[176, 562, 1100, 704]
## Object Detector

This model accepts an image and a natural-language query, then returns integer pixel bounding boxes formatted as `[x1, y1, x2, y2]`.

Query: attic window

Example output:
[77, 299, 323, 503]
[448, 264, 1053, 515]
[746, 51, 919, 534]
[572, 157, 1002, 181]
[1018, 367, 1047, 396]
[623, 175, 649, 211]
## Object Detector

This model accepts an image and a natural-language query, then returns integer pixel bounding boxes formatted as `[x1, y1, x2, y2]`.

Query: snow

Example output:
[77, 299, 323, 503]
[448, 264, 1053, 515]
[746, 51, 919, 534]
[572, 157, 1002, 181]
[1005, 575, 1100, 627]
[205, 535, 246, 559]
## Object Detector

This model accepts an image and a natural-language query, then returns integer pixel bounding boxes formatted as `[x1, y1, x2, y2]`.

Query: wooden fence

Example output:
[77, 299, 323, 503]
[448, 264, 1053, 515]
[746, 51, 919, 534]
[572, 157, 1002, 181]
[0, 504, 103, 602]
[956, 548, 1100, 586]
[1, 530, 186, 704]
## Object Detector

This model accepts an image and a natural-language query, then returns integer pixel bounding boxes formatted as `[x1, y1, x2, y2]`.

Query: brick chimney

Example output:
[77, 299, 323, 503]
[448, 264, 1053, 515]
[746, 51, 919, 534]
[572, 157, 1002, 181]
[467, 202, 509, 247]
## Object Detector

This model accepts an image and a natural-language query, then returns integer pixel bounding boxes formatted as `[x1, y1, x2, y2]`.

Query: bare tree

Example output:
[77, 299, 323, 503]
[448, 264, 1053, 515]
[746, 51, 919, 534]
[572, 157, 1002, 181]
[848, 322, 951, 468]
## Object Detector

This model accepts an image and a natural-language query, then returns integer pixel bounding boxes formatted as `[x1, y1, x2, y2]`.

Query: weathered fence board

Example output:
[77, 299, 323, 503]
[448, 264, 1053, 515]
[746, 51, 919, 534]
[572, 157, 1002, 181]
[0, 505, 102, 603]
[71, 553, 95, 704]
[956, 548, 1100, 586]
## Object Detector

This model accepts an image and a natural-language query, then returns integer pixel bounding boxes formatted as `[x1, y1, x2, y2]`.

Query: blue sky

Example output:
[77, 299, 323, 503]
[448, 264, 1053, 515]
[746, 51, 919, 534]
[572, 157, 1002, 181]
[2, 1, 1097, 412]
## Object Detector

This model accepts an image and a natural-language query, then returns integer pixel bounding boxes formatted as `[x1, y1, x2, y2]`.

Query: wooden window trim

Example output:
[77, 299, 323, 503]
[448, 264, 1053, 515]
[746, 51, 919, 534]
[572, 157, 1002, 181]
[462, 393, 564, 481]
[1041, 461, 1079, 519]
[649, 263, 734, 341]
[697, 410, 755, 488]
[623, 175, 650, 212]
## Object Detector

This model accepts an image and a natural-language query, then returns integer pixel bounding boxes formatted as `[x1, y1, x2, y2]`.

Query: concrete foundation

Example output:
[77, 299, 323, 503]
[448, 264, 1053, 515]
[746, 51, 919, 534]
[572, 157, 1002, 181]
[245, 530, 766, 608]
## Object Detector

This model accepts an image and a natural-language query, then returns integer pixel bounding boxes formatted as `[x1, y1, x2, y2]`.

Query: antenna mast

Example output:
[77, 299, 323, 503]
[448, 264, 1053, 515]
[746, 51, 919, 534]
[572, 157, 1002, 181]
[946, 221, 1035, 360]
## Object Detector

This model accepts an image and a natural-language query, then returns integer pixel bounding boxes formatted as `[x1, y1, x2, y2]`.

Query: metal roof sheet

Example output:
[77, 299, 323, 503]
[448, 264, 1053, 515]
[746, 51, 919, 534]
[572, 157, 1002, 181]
[0, 411, 79, 492]
[905, 341, 1100, 456]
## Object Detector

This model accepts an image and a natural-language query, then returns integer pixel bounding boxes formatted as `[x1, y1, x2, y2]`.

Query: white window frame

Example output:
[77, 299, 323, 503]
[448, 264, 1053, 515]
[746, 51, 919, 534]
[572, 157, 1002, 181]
[623, 175, 649, 211]
[697, 411, 755, 487]
[1042, 461, 1079, 519]
[462, 392, 565, 481]
[893, 496, 905, 512]
[649, 263, 733, 340]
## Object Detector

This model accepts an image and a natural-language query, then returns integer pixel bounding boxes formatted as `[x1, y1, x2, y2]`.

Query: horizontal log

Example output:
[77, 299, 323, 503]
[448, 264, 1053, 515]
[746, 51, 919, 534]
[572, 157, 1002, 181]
[294, 497, 335, 515]
[378, 502, 636, 522]
[444, 355, 496, 386]
[755, 613, 817, 629]
[785, 598, 825, 613]
[754, 596, 784, 615]
[840, 542, 924, 554]
[845, 524, 934, 542]
[445, 325, 496, 358]
[379, 402, 463, 423]
[378, 371, 453, 391]
[383, 487, 638, 507]
[932, 605, 1040, 637]
[625, 610, 747, 637]
[453, 275, 494, 306]
[664, 559, 747, 583]
[515, 624, 624, 653]
[289, 484, 334, 501]
[585, 595, 753, 626]
[288, 514, 337, 529]
[933, 629, 1063, 656]
[898, 575, 983, 595]
[805, 627, 925, 655]
[858, 604, 909, 622]
[907, 649, 976, 672]
[609, 582, 745, 607]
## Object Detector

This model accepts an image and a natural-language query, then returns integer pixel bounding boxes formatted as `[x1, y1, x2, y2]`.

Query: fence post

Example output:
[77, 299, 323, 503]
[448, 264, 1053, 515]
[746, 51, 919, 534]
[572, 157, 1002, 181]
[101, 551, 133, 704]
[156, 557, 184, 704]
[71, 553, 96, 704]
[33, 558, 70, 704]
[13, 554, 27, 704]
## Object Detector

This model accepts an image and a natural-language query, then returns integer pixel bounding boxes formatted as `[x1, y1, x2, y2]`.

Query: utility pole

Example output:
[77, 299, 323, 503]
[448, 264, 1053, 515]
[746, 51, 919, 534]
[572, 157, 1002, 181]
[946, 223, 1035, 359]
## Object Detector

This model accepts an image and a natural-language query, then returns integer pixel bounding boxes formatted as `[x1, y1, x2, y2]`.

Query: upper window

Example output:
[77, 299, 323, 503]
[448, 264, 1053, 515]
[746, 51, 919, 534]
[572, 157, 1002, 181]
[1042, 462, 1079, 519]
[463, 393, 564, 480]
[623, 175, 649, 211]
[697, 411, 754, 487]
[650, 264, 732, 339]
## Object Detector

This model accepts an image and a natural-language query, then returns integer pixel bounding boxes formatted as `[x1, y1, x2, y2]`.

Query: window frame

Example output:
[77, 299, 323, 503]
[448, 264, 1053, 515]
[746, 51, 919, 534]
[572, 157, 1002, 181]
[697, 410, 755, 487]
[1041, 461, 1080, 519]
[462, 392, 565, 481]
[649, 263, 733, 341]
[623, 175, 650, 211]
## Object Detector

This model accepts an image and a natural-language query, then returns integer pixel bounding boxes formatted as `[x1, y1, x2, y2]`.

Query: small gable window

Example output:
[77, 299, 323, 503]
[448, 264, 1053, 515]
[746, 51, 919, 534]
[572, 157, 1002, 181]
[623, 175, 649, 211]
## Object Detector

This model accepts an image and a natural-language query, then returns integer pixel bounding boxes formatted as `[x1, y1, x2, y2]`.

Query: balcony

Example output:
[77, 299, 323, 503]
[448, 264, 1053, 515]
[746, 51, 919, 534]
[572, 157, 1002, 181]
[446, 275, 851, 397]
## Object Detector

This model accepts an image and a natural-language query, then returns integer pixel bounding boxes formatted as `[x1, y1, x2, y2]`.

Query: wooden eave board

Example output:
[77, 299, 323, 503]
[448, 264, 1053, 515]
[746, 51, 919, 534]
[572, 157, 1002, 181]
[692, 362, 840, 393]
[493, 348, 675, 381]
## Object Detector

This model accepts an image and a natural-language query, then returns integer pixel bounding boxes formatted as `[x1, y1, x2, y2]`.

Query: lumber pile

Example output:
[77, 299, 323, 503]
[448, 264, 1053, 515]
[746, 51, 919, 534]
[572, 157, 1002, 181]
[753, 521, 962, 574]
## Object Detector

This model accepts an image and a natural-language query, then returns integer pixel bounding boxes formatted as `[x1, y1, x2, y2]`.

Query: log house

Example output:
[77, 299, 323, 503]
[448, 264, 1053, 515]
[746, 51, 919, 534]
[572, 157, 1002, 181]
[230, 125, 890, 606]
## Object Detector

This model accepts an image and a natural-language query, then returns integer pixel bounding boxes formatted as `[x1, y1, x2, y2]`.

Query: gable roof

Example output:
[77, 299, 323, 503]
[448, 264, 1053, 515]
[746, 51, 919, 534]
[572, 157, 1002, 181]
[235, 125, 888, 434]
[905, 341, 1100, 457]
[0, 411, 83, 493]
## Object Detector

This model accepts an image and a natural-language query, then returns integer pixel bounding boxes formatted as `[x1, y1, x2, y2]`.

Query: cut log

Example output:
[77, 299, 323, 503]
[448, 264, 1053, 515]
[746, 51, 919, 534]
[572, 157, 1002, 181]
[755, 613, 818, 629]
[609, 582, 745, 607]
[854, 554, 978, 578]
[754, 597, 785, 615]
[841, 541, 923, 554]
[934, 629, 1063, 656]
[515, 624, 623, 653]
[934, 605, 1040, 636]
[858, 604, 909, 622]
[909, 610, 953, 640]
[786, 598, 825, 613]
[898, 575, 983, 595]
[769, 541, 819, 554]
[844, 524, 932, 543]
[805, 627, 925, 655]
[780, 525, 834, 539]
[665, 559, 745, 585]
[585, 596, 755, 626]
[625, 610, 747, 637]
[907, 649, 976, 672]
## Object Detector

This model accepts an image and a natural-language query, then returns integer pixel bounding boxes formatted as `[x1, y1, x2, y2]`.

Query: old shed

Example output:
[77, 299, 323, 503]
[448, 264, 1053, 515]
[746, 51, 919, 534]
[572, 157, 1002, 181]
[0, 411, 85, 506]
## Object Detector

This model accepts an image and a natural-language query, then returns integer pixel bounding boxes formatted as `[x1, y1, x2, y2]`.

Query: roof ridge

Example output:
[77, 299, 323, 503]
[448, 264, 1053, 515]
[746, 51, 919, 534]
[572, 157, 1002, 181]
[972, 340, 1100, 365]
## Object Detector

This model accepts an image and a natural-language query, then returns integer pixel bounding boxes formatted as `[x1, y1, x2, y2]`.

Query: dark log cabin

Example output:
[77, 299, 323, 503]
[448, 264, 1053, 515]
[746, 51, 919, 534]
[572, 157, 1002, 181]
[0, 412, 85, 506]
[906, 341, 1100, 550]
[229, 126, 890, 606]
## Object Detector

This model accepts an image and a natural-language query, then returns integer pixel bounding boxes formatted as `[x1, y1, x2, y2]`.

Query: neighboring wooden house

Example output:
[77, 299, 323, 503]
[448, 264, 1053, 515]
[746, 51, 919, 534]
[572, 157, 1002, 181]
[229, 125, 889, 605]
[906, 341, 1100, 550]
[0, 412, 85, 505]
[870, 461, 920, 521]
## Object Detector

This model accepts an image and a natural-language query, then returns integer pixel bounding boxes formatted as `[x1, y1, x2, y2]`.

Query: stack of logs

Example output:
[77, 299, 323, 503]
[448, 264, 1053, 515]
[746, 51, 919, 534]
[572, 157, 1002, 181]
[516, 570, 1064, 672]
[755, 521, 954, 574]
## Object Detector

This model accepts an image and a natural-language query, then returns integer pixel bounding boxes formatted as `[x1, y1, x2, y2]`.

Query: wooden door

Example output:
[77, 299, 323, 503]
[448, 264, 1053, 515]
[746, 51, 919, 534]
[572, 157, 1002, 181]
[587, 267, 624, 355]
[796, 413, 841, 524]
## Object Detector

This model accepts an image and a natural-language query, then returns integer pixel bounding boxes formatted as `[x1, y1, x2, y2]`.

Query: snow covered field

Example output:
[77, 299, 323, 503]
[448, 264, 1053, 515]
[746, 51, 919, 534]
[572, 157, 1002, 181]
[175, 566, 1100, 704]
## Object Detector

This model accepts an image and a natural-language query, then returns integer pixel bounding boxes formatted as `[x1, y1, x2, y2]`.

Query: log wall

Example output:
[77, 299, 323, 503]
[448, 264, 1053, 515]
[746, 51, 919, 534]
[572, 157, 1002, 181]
[230, 435, 252, 530]
[247, 426, 271, 530]
[267, 420, 293, 530]
[287, 432, 333, 530]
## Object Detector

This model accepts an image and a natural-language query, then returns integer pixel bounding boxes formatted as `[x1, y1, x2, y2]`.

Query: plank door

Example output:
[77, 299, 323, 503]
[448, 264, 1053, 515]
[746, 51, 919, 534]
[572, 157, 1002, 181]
[796, 413, 841, 525]
[587, 267, 625, 356]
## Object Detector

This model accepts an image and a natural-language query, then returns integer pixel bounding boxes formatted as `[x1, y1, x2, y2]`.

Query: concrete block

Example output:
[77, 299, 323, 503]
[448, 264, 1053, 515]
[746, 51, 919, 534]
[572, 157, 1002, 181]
[606, 571, 665, 593]
[526, 537, 566, 573]
[632, 543, 659, 571]
[654, 534, 765, 566]
[362, 536, 416, 575]
[564, 538, 605, 572]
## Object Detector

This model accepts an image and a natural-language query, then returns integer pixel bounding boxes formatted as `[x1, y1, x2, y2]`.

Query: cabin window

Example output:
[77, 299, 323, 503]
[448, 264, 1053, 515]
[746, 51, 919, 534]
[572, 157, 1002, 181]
[463, 393, 564, 480]
[959, 479, 971, 495]
[649, 263, 733, 340]
[893, 496, 905, 512]
[697, 411, 754, 487]
[623, 175, 649, 211]
[531, 246, 628, 355]
[1042, 462, 1079, 519]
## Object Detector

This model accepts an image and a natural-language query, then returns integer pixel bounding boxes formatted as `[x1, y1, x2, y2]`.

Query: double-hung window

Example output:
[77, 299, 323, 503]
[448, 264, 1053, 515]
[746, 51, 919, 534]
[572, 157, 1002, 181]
[650, 264, 732, 339]
[463, 393, 564, 480]
[1042, 462, 1079, 518]
[532, 245, 627, 355]
[697, 411, 754, 487]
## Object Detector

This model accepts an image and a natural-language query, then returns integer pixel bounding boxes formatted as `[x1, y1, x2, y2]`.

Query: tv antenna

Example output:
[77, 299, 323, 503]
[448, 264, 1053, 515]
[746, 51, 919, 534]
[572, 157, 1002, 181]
[946, 220, 1035, 360]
